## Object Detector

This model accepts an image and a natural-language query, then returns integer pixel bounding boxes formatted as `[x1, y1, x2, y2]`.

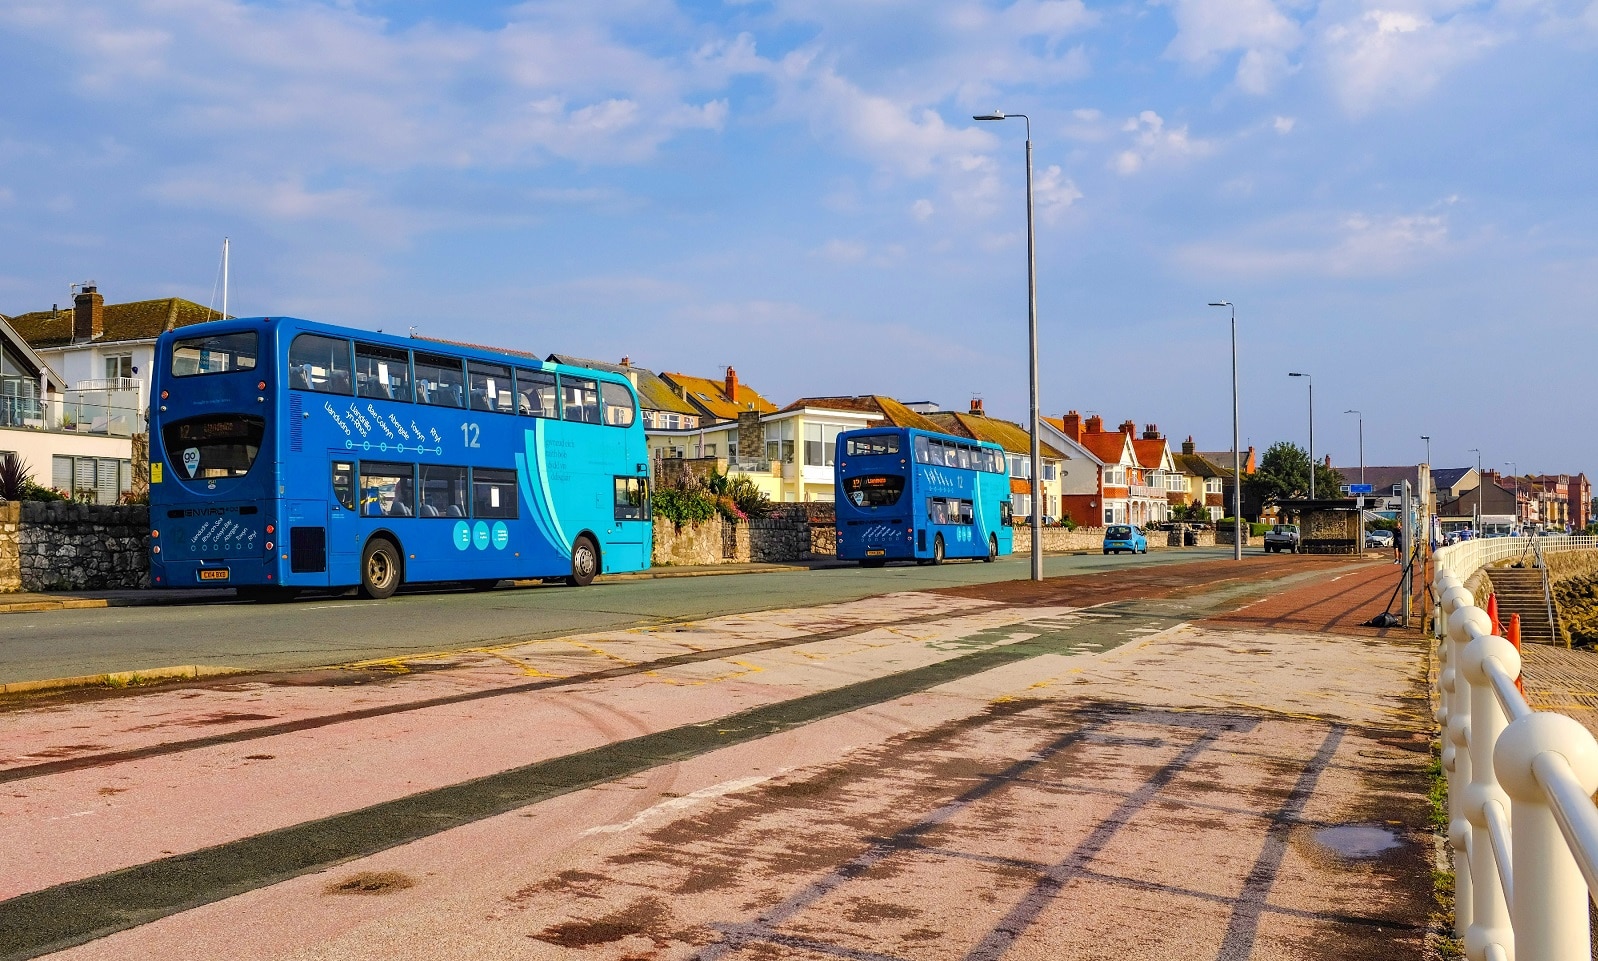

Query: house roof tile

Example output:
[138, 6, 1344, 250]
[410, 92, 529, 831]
[923, 411, 1065, 459]
[7, 298, 224, 348]
[1130, 438, 1170, 469]
[665, 371, 777, 421]
[779, 395, 946, 434]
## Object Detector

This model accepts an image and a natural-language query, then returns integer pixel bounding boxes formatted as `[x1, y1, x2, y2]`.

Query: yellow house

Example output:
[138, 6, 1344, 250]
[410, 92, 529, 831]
[646, 404, 881, 503]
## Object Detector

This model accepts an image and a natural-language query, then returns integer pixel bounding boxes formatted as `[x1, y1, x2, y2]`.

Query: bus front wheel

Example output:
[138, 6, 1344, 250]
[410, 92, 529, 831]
[567, 536, 599, 587]
[359, 538, 402, 600]
[984, 535, 997, 562]
[931, 534, 945, 566]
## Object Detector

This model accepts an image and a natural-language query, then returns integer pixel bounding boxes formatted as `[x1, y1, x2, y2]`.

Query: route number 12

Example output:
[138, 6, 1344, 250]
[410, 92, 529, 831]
[461, 422, 481, 448]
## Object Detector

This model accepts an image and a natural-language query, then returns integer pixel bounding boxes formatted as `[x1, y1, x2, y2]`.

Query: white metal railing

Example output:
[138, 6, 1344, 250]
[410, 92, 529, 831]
[1433, 536, 1598, 959]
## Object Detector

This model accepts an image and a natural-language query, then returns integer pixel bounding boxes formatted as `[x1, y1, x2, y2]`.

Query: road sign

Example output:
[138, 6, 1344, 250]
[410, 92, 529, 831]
[1348, 484, 1373, 494]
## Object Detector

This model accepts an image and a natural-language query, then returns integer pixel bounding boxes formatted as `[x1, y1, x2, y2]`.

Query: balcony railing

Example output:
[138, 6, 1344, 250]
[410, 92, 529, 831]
[0, 394, 145, 436]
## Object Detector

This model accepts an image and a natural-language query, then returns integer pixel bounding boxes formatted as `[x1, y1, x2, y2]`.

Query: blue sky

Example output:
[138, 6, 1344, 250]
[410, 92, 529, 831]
[2, 0, 1595, 475]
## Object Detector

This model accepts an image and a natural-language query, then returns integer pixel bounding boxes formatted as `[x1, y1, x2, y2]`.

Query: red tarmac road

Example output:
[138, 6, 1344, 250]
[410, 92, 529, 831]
[0, 556, 1438, 960]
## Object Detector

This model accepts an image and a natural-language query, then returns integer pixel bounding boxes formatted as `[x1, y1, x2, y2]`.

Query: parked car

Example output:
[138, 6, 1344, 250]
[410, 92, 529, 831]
[1263, 524, 1300, 554]
[1103, 524, 1147, 555]
[1366, 529, 1395, 548]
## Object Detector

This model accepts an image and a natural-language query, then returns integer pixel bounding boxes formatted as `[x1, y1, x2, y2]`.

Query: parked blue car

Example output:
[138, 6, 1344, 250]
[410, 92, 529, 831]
[1103, 524, 1148, 555]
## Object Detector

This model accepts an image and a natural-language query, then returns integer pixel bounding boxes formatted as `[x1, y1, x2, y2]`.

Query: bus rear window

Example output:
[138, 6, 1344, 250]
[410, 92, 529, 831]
[844, 474, 905, 507]
[171, 331, 257, 377]
[846, 435, 900, 456]
[163, 415, 265, 479]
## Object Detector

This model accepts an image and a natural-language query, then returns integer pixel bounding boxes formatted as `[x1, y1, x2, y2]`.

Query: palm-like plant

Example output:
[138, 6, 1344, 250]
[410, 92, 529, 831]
[0, 452, 28, 501]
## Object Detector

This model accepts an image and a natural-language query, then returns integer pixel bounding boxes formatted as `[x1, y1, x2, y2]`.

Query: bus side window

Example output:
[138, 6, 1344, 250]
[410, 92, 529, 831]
[354, 343, 411, 402]
[914, 436, 931, 464]
[414, 353, 465, 408]
[468, 361, 513, 414]
[331, 461, 356, 511]
[289, 334, 353, 395]
[1001, 501, 1014, 526]
[562, 376, 600, 424]
[420, 465, 468, 517]
[928, 499, 949, 525]
[601, 381, 636, 427]
[516, 369, 558, 418]
[472, 468, 519, 518]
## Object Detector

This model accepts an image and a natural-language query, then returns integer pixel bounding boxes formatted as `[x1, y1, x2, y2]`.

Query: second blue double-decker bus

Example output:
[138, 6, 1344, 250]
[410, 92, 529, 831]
[834, 427, 1013, 566]
[148, 317, 651, 600]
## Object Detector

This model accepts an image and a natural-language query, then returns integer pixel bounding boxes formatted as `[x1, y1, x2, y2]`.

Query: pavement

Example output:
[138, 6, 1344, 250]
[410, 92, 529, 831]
[0, 555, 1443, 960]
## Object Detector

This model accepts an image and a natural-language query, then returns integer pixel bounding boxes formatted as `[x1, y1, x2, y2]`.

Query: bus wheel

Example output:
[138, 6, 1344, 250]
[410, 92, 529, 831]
[359, 538, 402, 600]
[984, 535, 998, 562]
[566, 536, 599, 587]
[931, 535, 945, 566]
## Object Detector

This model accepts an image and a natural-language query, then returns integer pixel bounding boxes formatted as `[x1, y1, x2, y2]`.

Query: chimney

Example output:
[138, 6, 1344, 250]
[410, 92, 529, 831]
[969, 397, 985, 416]
[1084, 414, 1103, 434]
[1062, 410, 1082, 442]
[620, 356, 630, 368]
[724, 366, 738, 402]
[73, 285, 104, 343]
[1119, 419, 1136, 437]
[1141, 424, 1160, 440]
[1182, 435, 1195, 455]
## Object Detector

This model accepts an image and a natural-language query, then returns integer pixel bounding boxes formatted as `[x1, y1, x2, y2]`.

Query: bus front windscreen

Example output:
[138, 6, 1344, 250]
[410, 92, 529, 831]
[170, 331, 258, 377]
[844, 474, 905, 508]
[163, 414, 266, 480]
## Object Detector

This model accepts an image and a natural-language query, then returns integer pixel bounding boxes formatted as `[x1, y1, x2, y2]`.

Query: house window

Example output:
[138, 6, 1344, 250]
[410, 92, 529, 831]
[104, 353, 133, 382]
[804, 422, 846, 467]
[52, 455, 131, 504]
[1392, 484, 1403, 497]
[658, 412, 681, 430]
[1205, 478, 1223, 495]
[765, 420, 795, 464]
[1043, 464, 1056, 481]
[1007, 454, 1030, 479]
[703, 444, 717, 457]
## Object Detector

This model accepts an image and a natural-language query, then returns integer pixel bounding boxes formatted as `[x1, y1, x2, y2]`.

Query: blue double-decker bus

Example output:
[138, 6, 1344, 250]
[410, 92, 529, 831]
[148, 317, 651, 600]
[834, 427, 1013, 566]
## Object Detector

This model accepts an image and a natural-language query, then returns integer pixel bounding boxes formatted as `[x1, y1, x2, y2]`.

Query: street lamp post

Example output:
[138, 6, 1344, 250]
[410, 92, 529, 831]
[1344, 410, 1364, 485]
[1289, 372, 1313, 499]
[1208, 302, 1242, 561]
[1421, 435, 1431, 466]
[973, 110, 1043, 581]
[1506, 461, 1520, 528]
[1469, 448, 1482, 535]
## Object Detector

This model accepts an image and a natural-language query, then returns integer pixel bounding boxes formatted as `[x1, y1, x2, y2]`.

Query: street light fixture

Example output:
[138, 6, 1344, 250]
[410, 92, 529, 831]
[1208, 301, 1242, 561]
[1345, 410, 1364, 486]
[973, 110, 1042, 581]
[1288, 372, 1314, 500]
[1420, 435, 1431, 466]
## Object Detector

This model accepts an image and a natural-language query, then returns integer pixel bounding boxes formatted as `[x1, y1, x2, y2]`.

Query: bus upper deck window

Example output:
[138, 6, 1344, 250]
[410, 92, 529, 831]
[355, 343, 412, 402]
[468, 362, 513, 414]
[289, 334, 353, 394]
[601, 381, 636, 427]
[171, 331, 258, 377]
[414, 353, 465, 408]
[562, 376, 600, 424]
[516, 369, 558, 418]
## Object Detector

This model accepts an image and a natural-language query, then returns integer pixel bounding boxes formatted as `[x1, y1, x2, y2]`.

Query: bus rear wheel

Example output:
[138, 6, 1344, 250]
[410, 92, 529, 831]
[359, 538, 402, 600]
[566, 536, 599, 587]
[984, 535, 997, 562]
[931, 534, 945, 566]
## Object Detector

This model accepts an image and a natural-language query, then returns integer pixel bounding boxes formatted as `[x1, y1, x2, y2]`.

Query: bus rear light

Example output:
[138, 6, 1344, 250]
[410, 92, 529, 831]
[160, 390, 168, 399]
[152, 545, 161, 554]
[258, 381, 266, 390]
[265, 524, 275, 534]
[265, 541, 274, 551]
[151, 529, 159, 538]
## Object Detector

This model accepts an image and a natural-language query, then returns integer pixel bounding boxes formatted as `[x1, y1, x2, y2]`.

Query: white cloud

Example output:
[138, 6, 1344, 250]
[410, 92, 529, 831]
[1312, 5, 1502, 115]
[1163, 0, 1303, 93]
[815, 238, 869, 262]
[911, 198, 935, 222]
[1111, 111, 1213, 175]
[1273, 115, 1297, 133]
[1176, 207, 1455, 278]
[1033, 165, 1082, 224]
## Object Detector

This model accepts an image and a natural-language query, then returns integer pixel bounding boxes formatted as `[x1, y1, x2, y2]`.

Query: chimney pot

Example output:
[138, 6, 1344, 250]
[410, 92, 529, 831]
[1119, 420, 1136, 436]
[620, 356, 630, 367]
[724, 366, 738, 402]
[1182, 435, 1195, 455]
[1084, 414, 1103, 433]
[1142, 423, 1160, 440]
[1062, 411, 1082, 442]
[969, 397, 985, 415]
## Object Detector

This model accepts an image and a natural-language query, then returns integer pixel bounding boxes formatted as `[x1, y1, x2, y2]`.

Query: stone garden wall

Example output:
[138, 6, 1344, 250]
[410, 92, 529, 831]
[0, 501, 150, 592]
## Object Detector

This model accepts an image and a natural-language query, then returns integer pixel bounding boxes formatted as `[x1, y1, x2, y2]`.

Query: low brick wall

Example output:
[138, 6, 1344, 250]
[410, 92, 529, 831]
[0, 501, 151, 592]
[652, 518, 725, 566]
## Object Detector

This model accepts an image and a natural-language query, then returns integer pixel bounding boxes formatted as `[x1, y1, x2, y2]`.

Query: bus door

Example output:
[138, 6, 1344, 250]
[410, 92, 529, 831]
[608, 470, 650, 570]
[324, 458, 361, 582]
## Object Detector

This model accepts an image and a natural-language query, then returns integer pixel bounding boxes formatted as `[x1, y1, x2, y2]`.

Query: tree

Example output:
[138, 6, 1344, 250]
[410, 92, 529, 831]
[1245, 441, 1344, 506]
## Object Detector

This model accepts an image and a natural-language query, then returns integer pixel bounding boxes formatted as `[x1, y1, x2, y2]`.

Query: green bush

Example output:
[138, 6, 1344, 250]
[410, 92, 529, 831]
[652, 487, 715, 526]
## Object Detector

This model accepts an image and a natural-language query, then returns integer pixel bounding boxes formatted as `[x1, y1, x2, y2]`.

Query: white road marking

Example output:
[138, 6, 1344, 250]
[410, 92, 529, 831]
[581, 771, 790, 836]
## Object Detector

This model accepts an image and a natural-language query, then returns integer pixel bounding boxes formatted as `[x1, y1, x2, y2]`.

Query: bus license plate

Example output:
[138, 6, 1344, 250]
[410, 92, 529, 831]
[198, 569, 230, 581]
[865, 549, 885, 557]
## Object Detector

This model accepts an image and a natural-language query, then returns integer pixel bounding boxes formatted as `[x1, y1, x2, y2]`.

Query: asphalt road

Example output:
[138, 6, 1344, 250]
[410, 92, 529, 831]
[0, 548, 1237, 685]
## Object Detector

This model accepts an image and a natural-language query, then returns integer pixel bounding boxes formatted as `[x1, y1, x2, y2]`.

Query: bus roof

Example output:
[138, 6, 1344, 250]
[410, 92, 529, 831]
[839, 424, 1006, 454]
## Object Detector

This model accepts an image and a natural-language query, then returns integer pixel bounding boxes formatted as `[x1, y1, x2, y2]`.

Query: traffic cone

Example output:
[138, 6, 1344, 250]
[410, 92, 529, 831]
[1487, 594, 1504, 636]
[1508, 613, 1525, 695]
